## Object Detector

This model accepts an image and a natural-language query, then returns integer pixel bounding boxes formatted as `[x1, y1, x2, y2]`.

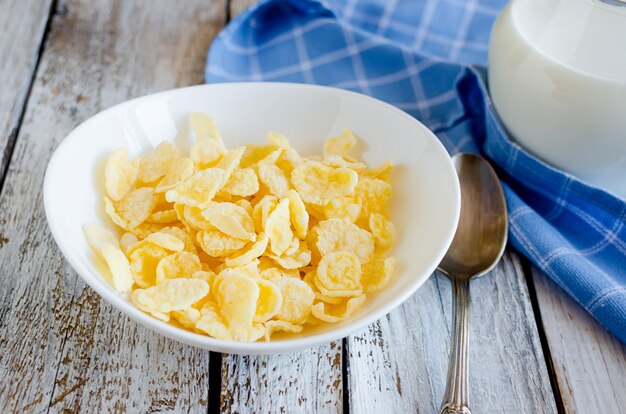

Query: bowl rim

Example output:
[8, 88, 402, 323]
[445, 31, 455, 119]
[43, 82, 460, 354]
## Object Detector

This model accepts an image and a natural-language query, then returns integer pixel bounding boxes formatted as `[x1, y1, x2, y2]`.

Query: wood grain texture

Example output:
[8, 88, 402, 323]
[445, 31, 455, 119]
[347, 251, 558, 413]
[532, 267, 626, 414]
[220, 343, 343, 413]
[230, 0, 257, 19]
[0, 0, 225, 412]
[0, 0, 53, 181]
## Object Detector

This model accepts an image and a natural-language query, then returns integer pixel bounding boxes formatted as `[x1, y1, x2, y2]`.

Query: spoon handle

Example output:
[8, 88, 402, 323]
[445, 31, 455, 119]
[439, 278, 471, 414]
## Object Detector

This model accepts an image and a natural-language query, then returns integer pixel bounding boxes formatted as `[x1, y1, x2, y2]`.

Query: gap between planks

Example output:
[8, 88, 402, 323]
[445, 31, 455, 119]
[522, 260, 566, 413]
[532, 266, 626, 413]
[0, 0, 56, 195]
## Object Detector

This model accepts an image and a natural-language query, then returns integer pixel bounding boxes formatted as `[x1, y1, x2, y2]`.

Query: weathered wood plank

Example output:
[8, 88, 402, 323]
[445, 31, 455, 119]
[347, 251, 558, 413]
[0, 0, 53, 182]
[230, 0, 256, 20]
[532, 267, 626, 413]
[221, 343, 343, 413]
[0, 0, 226, 412]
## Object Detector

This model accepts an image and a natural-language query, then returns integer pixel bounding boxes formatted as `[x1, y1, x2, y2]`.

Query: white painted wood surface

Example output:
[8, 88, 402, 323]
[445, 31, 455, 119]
[0, 0, 53, 177]
[1, 0, 625, 412]
[347, 252, 559, 413]
[0, 0, 225, 412]
[221, 343, 344, 413]
[533, 267, 626, 414]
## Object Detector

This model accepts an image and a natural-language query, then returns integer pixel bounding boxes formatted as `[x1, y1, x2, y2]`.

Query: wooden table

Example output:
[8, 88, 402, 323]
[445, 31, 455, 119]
[0, 0, 624, 412]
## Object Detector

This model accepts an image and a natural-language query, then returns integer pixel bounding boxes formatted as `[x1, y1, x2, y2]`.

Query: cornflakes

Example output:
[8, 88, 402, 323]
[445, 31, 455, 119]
[165, 169, 224, 209]
[202, 202, 255, 242]
[323, 129, 357, 157]
[138, 142, 182, 184]
[87, 114, 396, 342]
[265, 198, 292, 256]
[291, 161, 357, 205]
[274, 277, 315, 324]
[105, 148, 139, 201]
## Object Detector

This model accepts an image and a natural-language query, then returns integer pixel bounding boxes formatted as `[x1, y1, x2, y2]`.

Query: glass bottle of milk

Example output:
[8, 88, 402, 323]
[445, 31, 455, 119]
[489, 0, 626, 197]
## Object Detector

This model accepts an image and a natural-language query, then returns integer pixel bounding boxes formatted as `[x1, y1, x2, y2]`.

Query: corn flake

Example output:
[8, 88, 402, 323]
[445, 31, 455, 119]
[146, 209, 179, 224]
[264, 320, 302, 341]
[119, 232, 139, 254]
[311, 294, 366, 323]
[183, 205, 215, 231]
[252, 195, 278, 233]
[315, 218, 374, 264]
[214, 271, 259, 337]
[156, 251, 201, 285]
[323, 129, 357, 157]
[215, 146, 245, 186]
[354, 177, 392, 219]
[221, 168, 259, 197]
[265, 198, 293, 256]
[202, 202, 255, 242]
[268, 240, 311, 270]
[274, 277, 315, 324]
[254, 278, 283, 323]
[128, 223, 165, 239]
[195, 301, 231, 340]
[156, 157, 194, 193]
[323, 155, 366, 174]
[369, 213, 395, 249]
[362, 255, 395, 292]
[287, 189, 308, 239]
[190, 139, 223, 169]
[363, 161, 393, 181]
[240, 145, 282, 168]
[291, 161, 358, 205]
[100, 244, 134, 292]
[235, 199, 254, 217]
[324, 197, 361, 223]
[315, 251, 362, 297]
[138, 142, 182, 184]
[160, 226, 197, 254]
[132, 278, 209, 314]
[165, 168, 224, 209]
[105, 148, 139, 201]
[197, 230, 248, 257]
[225, 232, 268, 267]
[83, 223, 119, 251]
[147, 230, 184, 252]
[302, 269, 343, 305]
[172, 307, 202, 330]
[111, 187, 158, 229]
[129, 242, 170, 288]
[258, 163, 290, 198]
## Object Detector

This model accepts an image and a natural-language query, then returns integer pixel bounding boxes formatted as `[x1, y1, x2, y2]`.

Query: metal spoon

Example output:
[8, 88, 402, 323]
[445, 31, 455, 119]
[437, 153, 508, 414]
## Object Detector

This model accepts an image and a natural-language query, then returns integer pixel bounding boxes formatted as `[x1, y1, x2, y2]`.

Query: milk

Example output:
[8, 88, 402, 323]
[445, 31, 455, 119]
[489, 0, 626, 196]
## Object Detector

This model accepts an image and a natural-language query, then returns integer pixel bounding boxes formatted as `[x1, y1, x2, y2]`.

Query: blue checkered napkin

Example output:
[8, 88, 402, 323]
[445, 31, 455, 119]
[205, 0, 626, 343]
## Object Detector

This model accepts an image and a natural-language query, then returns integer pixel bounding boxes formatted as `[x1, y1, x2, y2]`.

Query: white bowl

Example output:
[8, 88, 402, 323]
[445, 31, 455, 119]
[44, 83, 460, 355]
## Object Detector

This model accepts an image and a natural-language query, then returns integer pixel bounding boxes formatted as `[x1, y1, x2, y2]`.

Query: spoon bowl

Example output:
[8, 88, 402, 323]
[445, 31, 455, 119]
[439, 153, 508, 280]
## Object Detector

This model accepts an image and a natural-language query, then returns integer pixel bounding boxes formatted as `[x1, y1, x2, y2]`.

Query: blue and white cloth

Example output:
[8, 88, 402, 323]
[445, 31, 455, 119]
[206, 0, 626, 343]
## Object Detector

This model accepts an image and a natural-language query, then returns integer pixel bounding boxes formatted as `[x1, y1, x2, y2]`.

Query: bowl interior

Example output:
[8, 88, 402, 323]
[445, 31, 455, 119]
[44, 83, 459, 354]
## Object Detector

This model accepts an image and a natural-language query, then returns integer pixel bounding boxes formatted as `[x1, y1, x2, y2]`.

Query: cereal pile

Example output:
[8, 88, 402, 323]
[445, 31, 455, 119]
[84, 113, 395, 342]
